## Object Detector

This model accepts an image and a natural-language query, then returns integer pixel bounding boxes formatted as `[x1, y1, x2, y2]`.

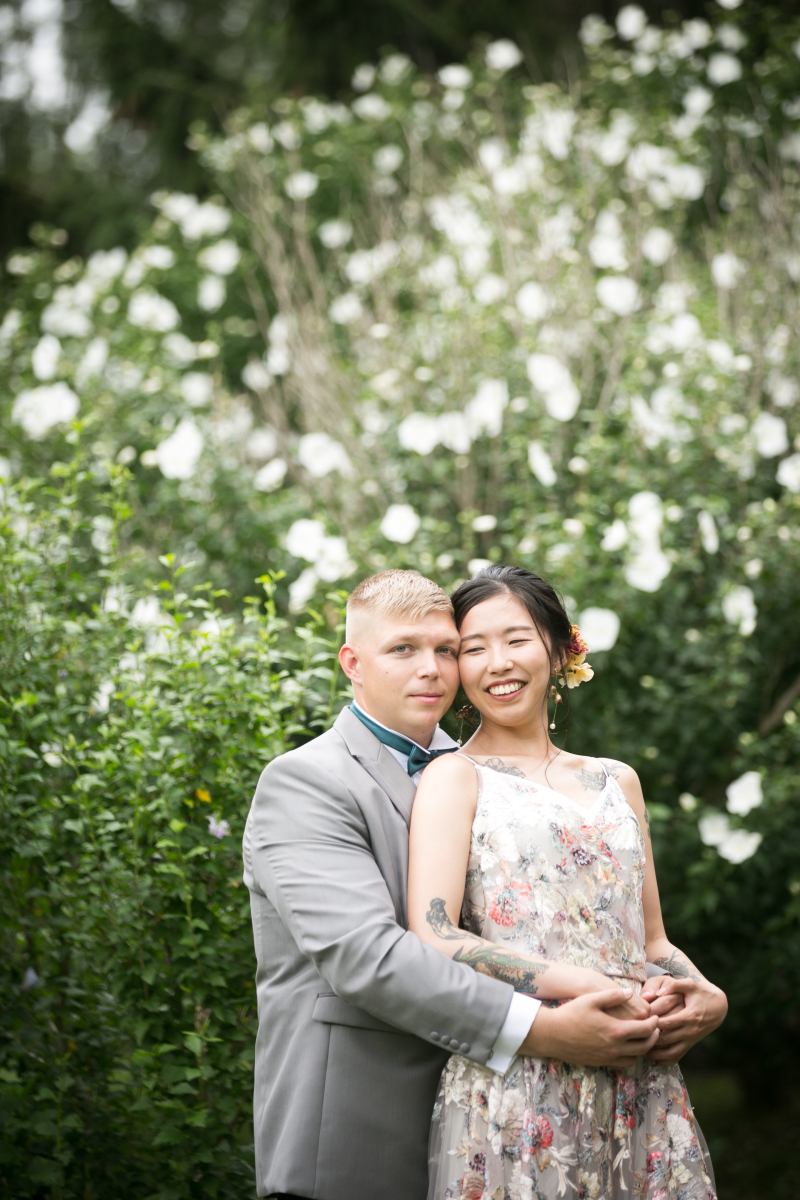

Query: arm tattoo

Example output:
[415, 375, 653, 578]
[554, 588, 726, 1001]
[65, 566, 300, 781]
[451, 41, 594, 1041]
[643, 807, 651, 836]
[652, 950, 702, 982]
[425, 898, 549, 995]
[483, 757, 527, 778]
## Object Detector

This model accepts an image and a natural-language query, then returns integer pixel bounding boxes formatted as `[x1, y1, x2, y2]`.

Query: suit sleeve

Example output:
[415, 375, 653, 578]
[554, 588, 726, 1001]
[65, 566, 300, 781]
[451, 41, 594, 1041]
[243, 750, 514, 1065]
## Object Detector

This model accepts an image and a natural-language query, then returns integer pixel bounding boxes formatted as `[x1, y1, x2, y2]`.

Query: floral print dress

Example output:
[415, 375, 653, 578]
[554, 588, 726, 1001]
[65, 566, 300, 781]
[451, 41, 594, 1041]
[428, 758, 716, 1200]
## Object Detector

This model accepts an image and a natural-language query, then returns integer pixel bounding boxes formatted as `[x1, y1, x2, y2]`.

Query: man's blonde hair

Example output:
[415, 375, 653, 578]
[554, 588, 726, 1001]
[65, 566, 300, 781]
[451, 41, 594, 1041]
[345, 570, 453, 642]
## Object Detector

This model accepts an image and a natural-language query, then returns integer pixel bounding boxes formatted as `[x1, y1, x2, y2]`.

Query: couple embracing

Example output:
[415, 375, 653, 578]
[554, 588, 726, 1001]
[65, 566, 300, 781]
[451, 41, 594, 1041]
[243, 565, 727, 1200]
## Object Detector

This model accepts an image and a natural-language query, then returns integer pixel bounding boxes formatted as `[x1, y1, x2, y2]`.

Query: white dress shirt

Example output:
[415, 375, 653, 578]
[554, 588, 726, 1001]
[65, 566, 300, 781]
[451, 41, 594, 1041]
[351, 702, 540, 1073]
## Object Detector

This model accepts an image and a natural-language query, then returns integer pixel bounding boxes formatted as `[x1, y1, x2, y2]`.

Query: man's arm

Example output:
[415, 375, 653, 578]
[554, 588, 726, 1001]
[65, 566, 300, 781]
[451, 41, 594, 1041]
[244, 748, 514, 1065]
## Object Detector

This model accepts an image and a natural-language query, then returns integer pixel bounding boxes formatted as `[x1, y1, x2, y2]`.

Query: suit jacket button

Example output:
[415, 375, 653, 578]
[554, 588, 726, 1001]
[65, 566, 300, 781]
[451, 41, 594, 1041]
[430, 1032, 440, 1041]
[459, 1042, 470, 1054]
[449, 1038, 460, 1050]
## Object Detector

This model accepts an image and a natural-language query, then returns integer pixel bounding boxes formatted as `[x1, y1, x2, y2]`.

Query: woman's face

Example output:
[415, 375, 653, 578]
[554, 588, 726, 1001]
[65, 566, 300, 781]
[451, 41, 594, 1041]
[457, 590, 553, 728]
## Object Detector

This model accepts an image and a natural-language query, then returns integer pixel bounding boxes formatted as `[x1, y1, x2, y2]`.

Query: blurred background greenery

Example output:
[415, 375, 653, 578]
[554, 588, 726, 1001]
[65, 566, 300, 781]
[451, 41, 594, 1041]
[2, 0, 800, 1196]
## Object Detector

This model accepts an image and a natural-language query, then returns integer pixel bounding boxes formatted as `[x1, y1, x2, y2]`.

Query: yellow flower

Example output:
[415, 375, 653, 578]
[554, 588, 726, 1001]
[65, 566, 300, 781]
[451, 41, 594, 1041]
[565, 662, 594, 688]
[195, 787, 212, 803]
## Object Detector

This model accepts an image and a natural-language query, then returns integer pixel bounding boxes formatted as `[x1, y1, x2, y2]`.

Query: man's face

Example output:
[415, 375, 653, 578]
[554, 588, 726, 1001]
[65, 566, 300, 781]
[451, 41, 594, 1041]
[339, 610, 460, 747]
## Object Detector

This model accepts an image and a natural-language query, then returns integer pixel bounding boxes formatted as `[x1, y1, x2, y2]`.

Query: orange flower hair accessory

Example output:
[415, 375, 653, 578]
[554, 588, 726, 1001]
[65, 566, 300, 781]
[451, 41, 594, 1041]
[559, 624, 594, 689]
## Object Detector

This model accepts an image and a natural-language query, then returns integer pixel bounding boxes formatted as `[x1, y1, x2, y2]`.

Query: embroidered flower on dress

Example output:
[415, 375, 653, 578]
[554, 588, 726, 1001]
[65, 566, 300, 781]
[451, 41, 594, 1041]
[488, 878, 533, 927]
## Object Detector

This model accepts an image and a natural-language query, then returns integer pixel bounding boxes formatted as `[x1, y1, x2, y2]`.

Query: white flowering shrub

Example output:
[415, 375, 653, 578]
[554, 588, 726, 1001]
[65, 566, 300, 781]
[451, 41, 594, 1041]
[2, 6, 800, 1173]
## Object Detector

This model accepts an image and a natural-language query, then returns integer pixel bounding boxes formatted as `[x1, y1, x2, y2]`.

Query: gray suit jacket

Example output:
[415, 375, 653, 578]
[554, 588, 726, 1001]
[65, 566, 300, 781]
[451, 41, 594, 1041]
[243, 706, 514, 1200]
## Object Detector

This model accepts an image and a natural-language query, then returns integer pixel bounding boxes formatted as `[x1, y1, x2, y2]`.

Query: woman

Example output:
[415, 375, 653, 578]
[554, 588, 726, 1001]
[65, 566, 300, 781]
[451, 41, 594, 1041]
[408, 565, 726, 1199]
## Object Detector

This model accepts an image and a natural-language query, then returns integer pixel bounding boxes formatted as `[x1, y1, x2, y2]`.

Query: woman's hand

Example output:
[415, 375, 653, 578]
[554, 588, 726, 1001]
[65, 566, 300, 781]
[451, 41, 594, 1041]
[643, 976, 728, 1064]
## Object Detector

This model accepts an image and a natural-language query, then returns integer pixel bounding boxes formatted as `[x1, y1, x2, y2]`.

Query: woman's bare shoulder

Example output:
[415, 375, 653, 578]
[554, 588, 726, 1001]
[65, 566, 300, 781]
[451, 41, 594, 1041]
[418, 751, 479, 785]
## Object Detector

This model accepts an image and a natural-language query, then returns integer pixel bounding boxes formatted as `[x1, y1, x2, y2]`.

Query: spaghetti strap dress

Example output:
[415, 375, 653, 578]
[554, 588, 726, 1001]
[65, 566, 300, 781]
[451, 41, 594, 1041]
[427, 758, 716, 1200]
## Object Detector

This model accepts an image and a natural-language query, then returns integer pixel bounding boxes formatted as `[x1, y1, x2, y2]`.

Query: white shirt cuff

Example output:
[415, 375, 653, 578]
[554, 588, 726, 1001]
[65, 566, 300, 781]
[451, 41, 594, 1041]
[485, 993, 541, 1075]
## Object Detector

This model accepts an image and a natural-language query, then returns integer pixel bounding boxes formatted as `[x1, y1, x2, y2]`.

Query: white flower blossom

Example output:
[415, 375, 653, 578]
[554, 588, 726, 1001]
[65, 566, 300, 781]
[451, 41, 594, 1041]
[526, 353, 580, 421]
[181, 372, 213, 408]
[473, 274, 507, 305]
[198, 239, 240, 275]
[717, 829, 762, 863]
[241, 359, 273, 391]
[527, 441, 556, 486]
[466, 379, 509, 438]
[247, 428, 278, 460]
[315, 536, 356, 581]
[329, 292, 364, 324]
[486, 40, 523, 71]
[398, 413, 441, 456]
[616, 5, 647, 41]
[380, 503, 420, 543]
[297, 432, 352, 478]
[601, 519, 628, 551]
[580, 15, 613, 47]
[420, 255, 458, 291]
[515, 282, 551, 321]
[351, 64, 376, 92]
[289, 567, 318, 613]
[589, 210, 628, 271]
[319, 219, 353, 248]
[373, 144, 403, 174]
[707, 53, 742, 86]
[766, 372, 799, 407]
[379, 54, 412, 85]
[641, 227, 675, 265]
[596, 275, 640, 316]
[711, 251, 744, 289]
[468, 558, 493, 575]
[722, 585, 757, 635]
[751, 412, 788, 457]
[579, 607, 620, 651]
[285, 519, 326, 561]
[726, 771, 763, 816]
[285, 171, 319, 201]
[345, 241, 400, 285]
[128, 289, 180, 332]
[154, 418, 203, 480]
[777, 453, 800, 492]
[31, 333, 61, 380]
[352, 93, 392, 121]
[76, 337, 109, 387]
[437, 64, 472, 90]
[247, 122, 273, 152]
[625, 492, 671, 592]
[717, 23, 746, 51]
[198, 275, 225, 312]
[684, 85, 713, 116]
[699, 812, 730, 846]
[698, 510, 719, 553]
[12, 382, 79, 438]
[254, 458, 287, 492]
[163, 332, 196, 366]
[472, 514, 497, 532]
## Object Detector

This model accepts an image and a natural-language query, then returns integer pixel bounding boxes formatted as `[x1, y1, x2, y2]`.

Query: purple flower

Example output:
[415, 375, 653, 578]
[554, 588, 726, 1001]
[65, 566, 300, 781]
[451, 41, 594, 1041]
[207, 814, 231, 839]
[22, 968, 39, 990]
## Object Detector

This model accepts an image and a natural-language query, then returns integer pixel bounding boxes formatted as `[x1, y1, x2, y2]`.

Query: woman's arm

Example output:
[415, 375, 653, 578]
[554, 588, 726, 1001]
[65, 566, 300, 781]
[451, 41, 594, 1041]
[408, 755, 615, 1001]
[604, 758, 728, 1061]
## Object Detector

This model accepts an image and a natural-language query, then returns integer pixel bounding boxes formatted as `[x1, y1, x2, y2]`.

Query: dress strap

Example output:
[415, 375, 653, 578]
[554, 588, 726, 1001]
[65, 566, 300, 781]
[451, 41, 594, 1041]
[597, 758, 611, 781]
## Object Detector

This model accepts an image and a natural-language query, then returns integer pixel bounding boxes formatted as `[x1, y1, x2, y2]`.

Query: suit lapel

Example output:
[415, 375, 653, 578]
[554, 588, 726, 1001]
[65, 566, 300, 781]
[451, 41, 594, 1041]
[334, 707, 416, 827]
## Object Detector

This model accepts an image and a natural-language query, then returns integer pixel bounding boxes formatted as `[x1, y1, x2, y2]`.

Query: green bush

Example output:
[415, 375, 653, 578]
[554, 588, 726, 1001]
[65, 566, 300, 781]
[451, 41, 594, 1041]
[0, 461, 347, 1197]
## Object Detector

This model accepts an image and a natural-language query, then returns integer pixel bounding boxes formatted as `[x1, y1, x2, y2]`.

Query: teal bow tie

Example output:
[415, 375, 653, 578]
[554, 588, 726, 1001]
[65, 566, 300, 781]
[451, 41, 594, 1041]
[349, 704, 457, 776]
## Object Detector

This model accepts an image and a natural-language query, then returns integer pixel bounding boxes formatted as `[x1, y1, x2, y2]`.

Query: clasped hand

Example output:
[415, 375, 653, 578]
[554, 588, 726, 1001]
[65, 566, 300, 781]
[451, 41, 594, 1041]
[524, 971, 726, 1069]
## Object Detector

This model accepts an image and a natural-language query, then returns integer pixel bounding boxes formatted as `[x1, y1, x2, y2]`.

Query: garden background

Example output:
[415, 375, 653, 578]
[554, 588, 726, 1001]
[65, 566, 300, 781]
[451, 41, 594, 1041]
[2, 0, 800, 1195]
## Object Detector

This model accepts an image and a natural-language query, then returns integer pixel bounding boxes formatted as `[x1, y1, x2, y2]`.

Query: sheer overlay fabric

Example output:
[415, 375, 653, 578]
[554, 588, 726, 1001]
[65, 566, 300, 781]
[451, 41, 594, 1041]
[427, 759, 716, 1200]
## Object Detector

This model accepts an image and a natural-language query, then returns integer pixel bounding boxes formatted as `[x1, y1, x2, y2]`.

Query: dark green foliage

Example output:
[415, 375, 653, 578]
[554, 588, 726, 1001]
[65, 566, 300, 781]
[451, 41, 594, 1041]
[0, 461, 347, 1196]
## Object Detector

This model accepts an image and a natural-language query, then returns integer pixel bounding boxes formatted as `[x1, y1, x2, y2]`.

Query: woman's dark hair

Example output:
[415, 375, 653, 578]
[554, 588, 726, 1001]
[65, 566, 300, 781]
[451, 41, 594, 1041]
[451, 565, 573, 735]
[451, 565, 572, 664]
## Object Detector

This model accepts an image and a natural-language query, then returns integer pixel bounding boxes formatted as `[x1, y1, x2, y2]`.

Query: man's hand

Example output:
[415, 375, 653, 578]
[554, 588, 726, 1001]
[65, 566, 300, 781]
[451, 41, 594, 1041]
[520, 988, 660, 1069]
[643, 977, 728, 1064]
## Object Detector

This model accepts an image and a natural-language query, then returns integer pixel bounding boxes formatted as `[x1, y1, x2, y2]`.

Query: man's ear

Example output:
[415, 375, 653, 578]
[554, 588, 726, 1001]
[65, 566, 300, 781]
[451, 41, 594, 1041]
[338, 643, 361, 684]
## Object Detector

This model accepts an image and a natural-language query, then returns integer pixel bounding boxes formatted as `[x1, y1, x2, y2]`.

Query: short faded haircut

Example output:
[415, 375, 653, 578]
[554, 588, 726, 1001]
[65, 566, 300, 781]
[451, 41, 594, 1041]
[345, 570, 453, 642]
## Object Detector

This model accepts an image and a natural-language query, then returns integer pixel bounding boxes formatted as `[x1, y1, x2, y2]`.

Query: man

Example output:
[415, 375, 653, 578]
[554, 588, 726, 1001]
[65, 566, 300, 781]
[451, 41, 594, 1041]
[243, 571, 704, 1200]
